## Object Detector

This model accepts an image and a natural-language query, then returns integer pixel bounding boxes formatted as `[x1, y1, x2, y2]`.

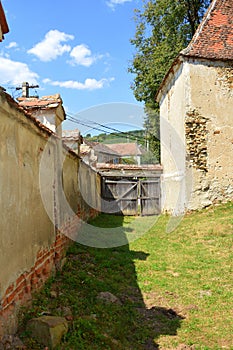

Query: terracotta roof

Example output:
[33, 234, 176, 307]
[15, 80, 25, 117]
[107, 143, 143, 156]
[84, 140, 120, 155]
[97, 163, 163, 177]
[0, 87, 80, 159]
[156, 0, 233, 102]
[0, 88, 54, 137]
[18, 94, 62, 109]
[62, 129, 81, 140]
[182, 0, 233, 60]
[0, 1, 9, 40]
[80, 146, 91, 157]
[97, 163, 162, 171]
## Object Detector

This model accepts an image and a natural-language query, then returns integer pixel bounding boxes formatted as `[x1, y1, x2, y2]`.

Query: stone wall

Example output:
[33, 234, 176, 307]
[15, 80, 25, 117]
[187, 59, 233, 210]
[185, 110, 208, 172]
[0, 90, 100, 336]
[158, 58, 233, 213]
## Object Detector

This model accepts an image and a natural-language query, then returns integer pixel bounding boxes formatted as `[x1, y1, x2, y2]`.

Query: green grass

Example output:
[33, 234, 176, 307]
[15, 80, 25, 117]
[18, 202, 233, 349]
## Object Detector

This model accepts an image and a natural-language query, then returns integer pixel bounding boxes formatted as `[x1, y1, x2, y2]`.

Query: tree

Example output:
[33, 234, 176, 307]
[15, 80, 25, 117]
[129, 0, 211, 159]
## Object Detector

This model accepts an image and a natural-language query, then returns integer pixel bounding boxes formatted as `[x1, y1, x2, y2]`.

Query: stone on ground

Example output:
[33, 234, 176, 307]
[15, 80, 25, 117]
[97, 291, 122, 305]
[27, 315, 68, 349]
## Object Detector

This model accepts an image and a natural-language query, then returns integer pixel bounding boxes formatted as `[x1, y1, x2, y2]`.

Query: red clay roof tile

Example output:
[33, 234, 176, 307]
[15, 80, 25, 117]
[182, 0, 233, 61]
[107, 143, 143, 156]
[84, 140, 120, 155]
[0, 1, 9, 39]
[17, 94, 62, 109]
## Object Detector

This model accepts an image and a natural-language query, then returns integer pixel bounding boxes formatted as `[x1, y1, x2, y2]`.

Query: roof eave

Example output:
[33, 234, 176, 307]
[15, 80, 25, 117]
[155, 55, 183, 103]
[0, 2, 9, 36]
[181, 52, 233, 63]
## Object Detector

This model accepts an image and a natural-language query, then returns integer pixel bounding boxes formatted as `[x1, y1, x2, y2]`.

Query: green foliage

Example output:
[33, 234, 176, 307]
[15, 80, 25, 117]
[85, 129, 160, 161]
[129, 0, 211, 107]
[141, 150, 159, 164]
[85, 129, 145, 145]
[143, 105, 160, 161]
[121, 157, 137, 165]
[129, 0, 211, 158]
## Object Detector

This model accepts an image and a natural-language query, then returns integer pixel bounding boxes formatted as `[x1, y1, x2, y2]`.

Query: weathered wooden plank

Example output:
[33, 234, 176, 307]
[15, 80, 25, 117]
[140, 180, 161, 216]
[101, 176, 161, 216]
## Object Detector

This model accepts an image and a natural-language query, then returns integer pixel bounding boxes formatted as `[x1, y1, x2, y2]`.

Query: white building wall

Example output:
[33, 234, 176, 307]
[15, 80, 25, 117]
[159, 58, 233, 214]
[187, 60, 233, 209]
[159, 61, 192, 214]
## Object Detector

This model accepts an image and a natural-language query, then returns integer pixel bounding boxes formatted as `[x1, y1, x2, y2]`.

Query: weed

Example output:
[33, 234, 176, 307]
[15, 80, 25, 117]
[18, 202, 233, 349]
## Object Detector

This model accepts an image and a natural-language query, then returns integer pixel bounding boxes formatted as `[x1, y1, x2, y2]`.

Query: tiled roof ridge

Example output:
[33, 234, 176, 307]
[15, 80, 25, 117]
[0, 1, 9, 36]
[83, 140, 120, 155]
[17, 94, 62, 108]
[62, 129, 80, 139]
[181, 0, 233, 61]
[96, 163, 163, 171]
[0, 87, 79, 159]
[182, 0, 217, 56]
[156, 0, 233, 102]
[17, 94, 66, 121]
[0, 88, 55, 137]
[95, 143, 120, 155]
[107, 142, 143, 156]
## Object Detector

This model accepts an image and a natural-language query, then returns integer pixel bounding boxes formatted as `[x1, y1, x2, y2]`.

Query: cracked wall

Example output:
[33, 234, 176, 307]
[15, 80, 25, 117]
[0, 90, 100, 336]
[187, 59, 233, 209]
[158, 58, 233, 213]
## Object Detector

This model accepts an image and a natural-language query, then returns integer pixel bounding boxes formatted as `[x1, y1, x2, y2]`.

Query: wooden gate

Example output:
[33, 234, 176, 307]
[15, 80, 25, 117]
[101, 176, 161, 216]
[139, 179, 160, 216]
[102, 178, 138, 215]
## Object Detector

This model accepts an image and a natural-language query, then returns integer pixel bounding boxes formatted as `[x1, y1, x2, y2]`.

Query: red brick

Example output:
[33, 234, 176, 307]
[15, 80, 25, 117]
[36, 250, 44, 259]
[25, 284, 31, 294]
[35, 256, 44, 267]
[4, 284, 14, 297]
[18, 290, 25, 301]
[7, 292, 16, 305]
[43, 260, 52, 273]
[55, 237, 63, 244]
[31, 275, 39, 286]
[1, 298, 9, 309]
[35, 265, 44, 276]
[14, 283, 24, 296]
[35, 251, 51, 267]
[24, 272, 33, 284]
[16, 275, 25, 287]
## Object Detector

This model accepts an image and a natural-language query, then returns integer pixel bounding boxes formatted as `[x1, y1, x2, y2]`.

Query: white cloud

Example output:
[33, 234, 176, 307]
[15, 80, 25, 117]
[69, 44, 102, 67]
[106, 0, 133, 10]
[0, 56, 39, 85]
[28, 30, 74, 62]
[43, 77, 114, 91]
[5, 42, 18, 49]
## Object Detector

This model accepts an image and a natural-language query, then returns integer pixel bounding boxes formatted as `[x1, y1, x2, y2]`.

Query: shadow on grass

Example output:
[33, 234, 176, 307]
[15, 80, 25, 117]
[60, 214, 184, 349]
[19, 214, 185, 349]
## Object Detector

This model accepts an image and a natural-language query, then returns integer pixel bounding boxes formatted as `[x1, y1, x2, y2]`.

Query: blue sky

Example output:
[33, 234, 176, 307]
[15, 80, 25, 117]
[1, 0, 146, 134]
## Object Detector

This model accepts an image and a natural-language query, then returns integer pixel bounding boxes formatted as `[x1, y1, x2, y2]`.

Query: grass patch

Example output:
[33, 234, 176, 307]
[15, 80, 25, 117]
[18, 202, 233, 349]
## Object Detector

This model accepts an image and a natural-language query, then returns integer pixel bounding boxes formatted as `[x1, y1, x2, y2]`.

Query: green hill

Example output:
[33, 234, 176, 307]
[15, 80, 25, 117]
[85, 129, 146, 146]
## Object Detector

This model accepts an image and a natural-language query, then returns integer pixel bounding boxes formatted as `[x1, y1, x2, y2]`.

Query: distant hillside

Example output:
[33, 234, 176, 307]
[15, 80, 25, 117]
[84, 129, 159, 164]
[85, 129, 146, 147]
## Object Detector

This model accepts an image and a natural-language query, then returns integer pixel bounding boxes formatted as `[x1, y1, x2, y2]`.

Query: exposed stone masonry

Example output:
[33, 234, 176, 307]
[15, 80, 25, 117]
[185, 110, 209, 172]
[216, 67, 233, 90]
